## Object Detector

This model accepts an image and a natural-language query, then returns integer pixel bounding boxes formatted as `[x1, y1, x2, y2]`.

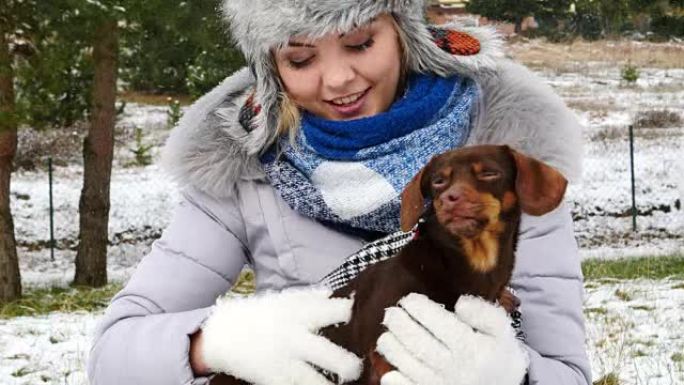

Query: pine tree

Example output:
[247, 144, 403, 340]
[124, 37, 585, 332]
[121, 0, 245, 96]
[68, 1, 125, 287]
[0, 0, 34, 303]
[6, 0, 245, 290]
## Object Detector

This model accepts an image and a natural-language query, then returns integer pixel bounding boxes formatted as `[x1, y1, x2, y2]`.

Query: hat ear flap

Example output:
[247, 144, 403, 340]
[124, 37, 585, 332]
[243, 55, 283, 155]
[508, 147, 568, 216]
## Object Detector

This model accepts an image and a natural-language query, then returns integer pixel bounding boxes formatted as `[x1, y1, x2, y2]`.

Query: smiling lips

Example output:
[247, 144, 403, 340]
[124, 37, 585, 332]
[329, 89, 367, 105]
[326, 88, 370, 117]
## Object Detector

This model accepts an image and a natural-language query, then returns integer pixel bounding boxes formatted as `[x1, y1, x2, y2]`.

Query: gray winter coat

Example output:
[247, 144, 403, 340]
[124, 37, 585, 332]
[87, 55, 591, 384]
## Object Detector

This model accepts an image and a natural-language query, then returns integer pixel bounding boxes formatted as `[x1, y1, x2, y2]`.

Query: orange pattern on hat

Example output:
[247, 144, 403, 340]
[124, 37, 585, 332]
[429, 27, 481, 56]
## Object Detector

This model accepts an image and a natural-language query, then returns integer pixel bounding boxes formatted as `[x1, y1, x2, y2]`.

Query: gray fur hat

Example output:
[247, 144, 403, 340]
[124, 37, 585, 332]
[221, 0, 502, 155]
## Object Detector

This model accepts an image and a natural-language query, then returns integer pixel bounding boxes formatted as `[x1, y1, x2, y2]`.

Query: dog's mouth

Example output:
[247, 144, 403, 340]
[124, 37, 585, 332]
[438, 211, 488, 238]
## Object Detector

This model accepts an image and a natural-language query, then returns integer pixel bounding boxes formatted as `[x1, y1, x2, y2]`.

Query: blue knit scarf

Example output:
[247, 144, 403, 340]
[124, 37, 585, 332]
[261, 73, 478, 239]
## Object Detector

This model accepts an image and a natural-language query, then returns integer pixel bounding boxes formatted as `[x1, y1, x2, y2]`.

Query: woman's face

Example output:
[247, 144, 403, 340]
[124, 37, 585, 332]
[275, 14, 402, 121]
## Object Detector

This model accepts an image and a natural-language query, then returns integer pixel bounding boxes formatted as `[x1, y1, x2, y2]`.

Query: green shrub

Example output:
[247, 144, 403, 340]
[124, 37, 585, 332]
[651, 15, 684, 38]
[166, 98, 183, 129]
[634, 109, 682, 128]
[577, 13, 603, 41]
[621, 63, 640, 84]
[128, 127, 153, 166]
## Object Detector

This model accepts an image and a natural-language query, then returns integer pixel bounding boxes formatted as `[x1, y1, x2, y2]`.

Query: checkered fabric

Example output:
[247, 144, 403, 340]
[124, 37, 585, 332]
[508, 288, 526, 342]
[319, 230, 415, 291]
[318, 229, 526, 342]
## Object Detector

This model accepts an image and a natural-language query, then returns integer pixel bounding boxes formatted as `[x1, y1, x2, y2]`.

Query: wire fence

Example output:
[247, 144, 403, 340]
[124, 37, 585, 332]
[11, 125, 683, 265]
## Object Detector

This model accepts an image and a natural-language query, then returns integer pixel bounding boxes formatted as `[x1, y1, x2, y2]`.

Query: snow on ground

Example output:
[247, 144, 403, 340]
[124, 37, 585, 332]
[0, 312, 97, 385]
[546, 66, 683, 258]
[2, 280, 682, 385]
[11, 164, 179, 288]
[584, 280, 684, 385]
[1, 46, 683, 385]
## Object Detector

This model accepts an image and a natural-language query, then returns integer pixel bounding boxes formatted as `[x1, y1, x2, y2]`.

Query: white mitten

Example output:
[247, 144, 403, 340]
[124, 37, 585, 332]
[201, 286, 362, 385]
[376, 293, 529, 385]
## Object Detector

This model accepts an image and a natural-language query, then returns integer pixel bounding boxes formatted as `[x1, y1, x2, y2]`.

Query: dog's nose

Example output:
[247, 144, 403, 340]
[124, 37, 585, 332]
[441, 185, 465, 205]
[443, 191, 462, 203]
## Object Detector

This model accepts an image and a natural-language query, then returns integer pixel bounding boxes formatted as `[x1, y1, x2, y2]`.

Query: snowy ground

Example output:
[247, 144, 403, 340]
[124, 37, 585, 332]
[584, 279, 684, 385]
[3, 279, 682, 385]
[545, 66, 684, 259]
[1, 42, 683, 385]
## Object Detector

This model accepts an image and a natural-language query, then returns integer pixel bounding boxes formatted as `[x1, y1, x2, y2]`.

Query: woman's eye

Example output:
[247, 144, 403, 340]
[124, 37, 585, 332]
[288, 57, 313, 69]
[347, 38, 375, 51]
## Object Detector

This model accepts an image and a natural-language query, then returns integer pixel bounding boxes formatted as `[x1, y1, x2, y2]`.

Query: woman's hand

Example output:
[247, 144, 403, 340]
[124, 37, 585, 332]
[200, 286, 361, 385]
[376, 293, 528, 385]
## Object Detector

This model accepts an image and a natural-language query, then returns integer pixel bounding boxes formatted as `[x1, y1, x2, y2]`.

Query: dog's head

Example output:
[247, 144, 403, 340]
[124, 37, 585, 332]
[400, 145, 567, 271]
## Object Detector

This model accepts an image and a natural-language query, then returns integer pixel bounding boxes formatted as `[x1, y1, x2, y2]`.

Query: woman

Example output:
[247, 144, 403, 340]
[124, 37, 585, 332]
[87, 1, 590, 384]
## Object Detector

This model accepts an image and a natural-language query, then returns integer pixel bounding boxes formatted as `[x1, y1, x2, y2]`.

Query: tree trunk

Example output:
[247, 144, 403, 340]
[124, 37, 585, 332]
[514, 17, 523, 34]
[0, 23, 22, 302]
[73, 19, 118, 287]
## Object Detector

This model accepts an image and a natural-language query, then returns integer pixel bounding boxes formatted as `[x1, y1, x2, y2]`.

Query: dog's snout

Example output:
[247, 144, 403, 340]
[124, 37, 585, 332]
[439, 184, 470, 207]
[442, 189, 463, 204]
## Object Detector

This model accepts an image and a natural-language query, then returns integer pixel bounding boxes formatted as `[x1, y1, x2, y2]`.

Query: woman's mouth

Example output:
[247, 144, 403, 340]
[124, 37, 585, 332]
[326, 88, 370, 118]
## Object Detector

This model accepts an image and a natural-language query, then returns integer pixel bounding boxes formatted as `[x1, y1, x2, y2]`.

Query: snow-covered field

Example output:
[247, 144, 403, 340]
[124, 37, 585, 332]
[1, 40, 683, 385]
[584, 280, 684, 384]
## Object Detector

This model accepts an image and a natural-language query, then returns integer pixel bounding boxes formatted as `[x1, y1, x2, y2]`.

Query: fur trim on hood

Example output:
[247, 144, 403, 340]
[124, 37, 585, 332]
[161, 25, 583, 199]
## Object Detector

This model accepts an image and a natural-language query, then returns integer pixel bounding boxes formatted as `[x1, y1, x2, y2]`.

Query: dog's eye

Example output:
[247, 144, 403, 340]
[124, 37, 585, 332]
[478, 171, 501, 181]
[431, 176, 448, 189]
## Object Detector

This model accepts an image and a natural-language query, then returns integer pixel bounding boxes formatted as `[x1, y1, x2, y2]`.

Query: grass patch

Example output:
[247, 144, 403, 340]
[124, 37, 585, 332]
[672, 353, 684, 362]
[614, 289, 632, 301]
[673, 283, 684, 290]
[585, 307, 608, 315]
[509, 39, 684, 70]
[582, 254, 684, 280]
[593, 372, 620, 385]
[629, 305, 655, 311]
[634, 339, 656, 347]
[0, 283, 123, 319]
[11, 366, 36, 378]
[0, 270, 256, 319]
[634, 109, 682, 129]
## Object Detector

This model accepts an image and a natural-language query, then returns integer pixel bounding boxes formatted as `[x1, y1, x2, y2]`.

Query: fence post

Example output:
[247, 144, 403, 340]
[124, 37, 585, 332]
[48, 157, 55, 261]
[629, 124, 636, 232]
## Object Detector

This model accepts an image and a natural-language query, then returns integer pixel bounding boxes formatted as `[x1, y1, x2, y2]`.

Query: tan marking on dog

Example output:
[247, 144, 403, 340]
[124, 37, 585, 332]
[459, 193, 504, 272]
[472, 162, 483, 174]
[442, 165, 453, 177]
[501, 191, 518, 212]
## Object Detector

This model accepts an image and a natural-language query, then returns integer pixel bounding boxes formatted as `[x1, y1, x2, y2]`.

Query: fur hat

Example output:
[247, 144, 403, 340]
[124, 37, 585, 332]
[221, 0, 502, 155]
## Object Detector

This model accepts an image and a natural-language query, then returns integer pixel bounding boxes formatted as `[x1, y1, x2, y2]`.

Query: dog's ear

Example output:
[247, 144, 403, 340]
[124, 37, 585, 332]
[401, 155, 445, 230]
[508, 147, 568, 216]
[400, 167, 426, 231]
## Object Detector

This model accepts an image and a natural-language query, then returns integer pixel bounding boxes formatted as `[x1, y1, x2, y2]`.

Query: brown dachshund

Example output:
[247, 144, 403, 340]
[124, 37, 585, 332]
[211, 144, 567, 385]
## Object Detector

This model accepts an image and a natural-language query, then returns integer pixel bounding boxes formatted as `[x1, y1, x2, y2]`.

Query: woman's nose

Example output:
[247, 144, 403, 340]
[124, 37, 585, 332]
[322, 59, 356, 91]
